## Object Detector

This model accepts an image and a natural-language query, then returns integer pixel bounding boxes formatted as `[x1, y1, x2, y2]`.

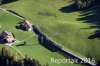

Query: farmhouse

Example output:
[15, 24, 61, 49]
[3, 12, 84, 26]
[21, 20, 33, 31]
[0, 31, 15, 43]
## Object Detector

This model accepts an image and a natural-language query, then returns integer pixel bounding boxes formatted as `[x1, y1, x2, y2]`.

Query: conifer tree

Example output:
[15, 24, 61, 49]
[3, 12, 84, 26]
[0, 46, 46, 66]
[1, 46, 10, 57]
[74, 0, 95, 9]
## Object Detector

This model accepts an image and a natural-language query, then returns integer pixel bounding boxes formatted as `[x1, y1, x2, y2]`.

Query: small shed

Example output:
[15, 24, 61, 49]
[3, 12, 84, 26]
[0, 31, 15, 43]
[21, 20, 33, 31]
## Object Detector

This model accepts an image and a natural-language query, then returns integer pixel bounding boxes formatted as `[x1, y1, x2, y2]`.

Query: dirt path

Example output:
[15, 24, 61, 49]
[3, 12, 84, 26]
[5, 35, 35, 58]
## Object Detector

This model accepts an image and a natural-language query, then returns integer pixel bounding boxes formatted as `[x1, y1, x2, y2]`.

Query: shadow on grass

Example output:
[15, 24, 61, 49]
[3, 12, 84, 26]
[77, 7, 100, 24]
[88, 30, 100, 39]
[59, 3, 78, 13]
[38, 35, 95, 66]
[76, 0, 100, 39]
[0, 42, 5, 44]
[59, 0, 100, 39]
[38, 36, 58, 52]
[16, 44, 28, 46]
[15, 22, 27, 31]
[1, 0, 18, 5]
[15, 25, 26, 31]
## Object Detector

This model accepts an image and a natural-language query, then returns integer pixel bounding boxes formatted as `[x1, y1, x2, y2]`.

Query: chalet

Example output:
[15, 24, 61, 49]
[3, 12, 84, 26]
[0, 31, 15, 43]
[21, 20, 33, 31]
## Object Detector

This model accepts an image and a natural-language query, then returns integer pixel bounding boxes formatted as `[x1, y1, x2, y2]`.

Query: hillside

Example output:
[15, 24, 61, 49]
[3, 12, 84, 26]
[0, 0, 100, 66]
[0, 7, 83, 66]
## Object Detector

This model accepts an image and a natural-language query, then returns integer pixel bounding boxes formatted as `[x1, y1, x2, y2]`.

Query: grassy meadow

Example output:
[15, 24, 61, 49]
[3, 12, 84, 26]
[0, 10, 83, 66]
[0, 0, 100, 65]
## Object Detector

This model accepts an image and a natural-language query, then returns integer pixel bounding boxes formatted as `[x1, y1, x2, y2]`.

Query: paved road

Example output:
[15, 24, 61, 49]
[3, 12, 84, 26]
[0, 8, 24, 20]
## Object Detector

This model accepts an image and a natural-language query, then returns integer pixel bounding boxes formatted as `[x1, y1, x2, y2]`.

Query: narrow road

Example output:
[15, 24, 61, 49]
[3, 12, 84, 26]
[0, 7, 96, 66]
[5, 35, 35, 58]
[6, 44, 25, 58]
[0, 8, 24, 20]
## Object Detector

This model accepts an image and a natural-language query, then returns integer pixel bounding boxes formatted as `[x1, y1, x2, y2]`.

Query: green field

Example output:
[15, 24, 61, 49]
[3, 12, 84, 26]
[0, 0, 100, 66]
[0, 10, 83, 66]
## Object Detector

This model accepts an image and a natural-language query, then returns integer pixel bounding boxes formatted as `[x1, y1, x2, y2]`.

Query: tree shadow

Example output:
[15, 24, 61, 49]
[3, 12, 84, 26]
[0, 0, 18, 5]
[59, 0, 100, 39]
[7, 10, 25, 19]
[77, 7, 100, 24]
[76, 0, 100, 39]
[16, 43, 27, 46]
[15, 22, 27, 31]
[15, 25, 26, 31]
[59, 3, 78, 13]
[38, 36, 61, 52]
[88, 30, 100, 39]
[16, 44, 32, 47]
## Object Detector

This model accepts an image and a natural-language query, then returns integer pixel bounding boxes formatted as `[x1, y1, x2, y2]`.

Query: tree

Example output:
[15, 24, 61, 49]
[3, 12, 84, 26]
[0, 47, 45, 66]
[1, 46, 11, 66]
[0, 0, 2, 4]
[19, 60, 24, 66]
[11, 53, 19, 66]
[24, 55, 30, 66]
[12, 53, 19, 62]
[1, 46, 10, 58]
[74, 0, 95, 9]
[24, 41, 27, 46]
